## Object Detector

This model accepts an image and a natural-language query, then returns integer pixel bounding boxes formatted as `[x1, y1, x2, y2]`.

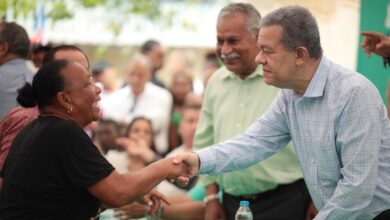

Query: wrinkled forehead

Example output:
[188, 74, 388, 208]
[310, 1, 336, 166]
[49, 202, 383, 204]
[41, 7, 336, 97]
[257, 25, 283, 45]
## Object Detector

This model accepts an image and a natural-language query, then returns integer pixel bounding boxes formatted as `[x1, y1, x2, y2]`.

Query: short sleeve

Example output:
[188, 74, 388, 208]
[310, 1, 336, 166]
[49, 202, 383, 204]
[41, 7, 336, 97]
[53, 121, 114, 189]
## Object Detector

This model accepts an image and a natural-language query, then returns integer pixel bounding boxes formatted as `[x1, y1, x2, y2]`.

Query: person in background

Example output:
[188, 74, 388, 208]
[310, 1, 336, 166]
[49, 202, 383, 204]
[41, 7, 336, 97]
[176, 5, 390, 220]
[361, 31, 390, 60]
[184, 92, 203, 107]
[92, 60, 124, 100]
[361, 31, 390, 119]
[0, 59, 189, 219]
[28, 44, 52, 69]
[202, 52, 220, 88]
[193, 3, 308, 220]
[101, 55, 172, 155]
[114, 117, 162, 169]
[115, 105, 203, 220]
[94, 119, 121, 154]
[0, 45, 91, 180]
[101, 116, 160, 219]
[0, 21, 34, 118]
[124, 117, 157, 171]
[158, 104, 202, 196]
[169, 71, 194, 150]
[140, 39, 166, 88]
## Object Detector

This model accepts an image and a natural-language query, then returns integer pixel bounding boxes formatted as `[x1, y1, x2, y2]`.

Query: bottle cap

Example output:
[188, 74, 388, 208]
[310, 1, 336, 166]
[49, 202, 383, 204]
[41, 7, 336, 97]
[239, 200, 249, 207]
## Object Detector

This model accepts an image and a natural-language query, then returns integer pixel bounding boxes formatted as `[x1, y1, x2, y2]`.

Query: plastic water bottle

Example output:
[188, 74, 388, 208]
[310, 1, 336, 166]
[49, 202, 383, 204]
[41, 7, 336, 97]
[235, 200, 253, 220]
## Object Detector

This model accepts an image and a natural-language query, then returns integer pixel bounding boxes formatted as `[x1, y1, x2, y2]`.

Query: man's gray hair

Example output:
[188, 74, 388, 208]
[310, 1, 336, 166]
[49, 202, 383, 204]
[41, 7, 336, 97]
[260, 6, 323, 59]
[0, 22, 30, 58]
[128, 54, 153, 72]
[218, 3, 261, 37]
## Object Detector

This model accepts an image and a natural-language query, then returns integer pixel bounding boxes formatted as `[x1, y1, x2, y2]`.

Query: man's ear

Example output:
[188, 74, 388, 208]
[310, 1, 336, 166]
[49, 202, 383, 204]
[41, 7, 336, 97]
[56, 91, 72, 110]
[295, 47, 309, 65]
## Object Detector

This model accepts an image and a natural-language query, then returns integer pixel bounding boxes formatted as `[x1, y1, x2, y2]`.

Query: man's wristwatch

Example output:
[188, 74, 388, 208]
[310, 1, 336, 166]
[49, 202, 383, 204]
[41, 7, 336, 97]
[203, 193, 219, 206]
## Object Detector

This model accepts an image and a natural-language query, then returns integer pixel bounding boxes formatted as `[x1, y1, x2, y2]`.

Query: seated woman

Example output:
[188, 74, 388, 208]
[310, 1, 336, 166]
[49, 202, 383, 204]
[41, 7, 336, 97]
[0, 60, 188, 219]
[125, 117, 157, 171]
[115, 117, 162, 171]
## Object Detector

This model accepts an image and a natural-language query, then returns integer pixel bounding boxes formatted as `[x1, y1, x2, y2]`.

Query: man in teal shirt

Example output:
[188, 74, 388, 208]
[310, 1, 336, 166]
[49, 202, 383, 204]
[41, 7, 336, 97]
[193, 3, 310, 219]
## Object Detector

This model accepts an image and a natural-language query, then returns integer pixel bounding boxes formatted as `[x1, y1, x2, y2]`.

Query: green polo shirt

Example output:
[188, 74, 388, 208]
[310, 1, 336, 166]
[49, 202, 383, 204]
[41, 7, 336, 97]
[193, 66, 303, 196]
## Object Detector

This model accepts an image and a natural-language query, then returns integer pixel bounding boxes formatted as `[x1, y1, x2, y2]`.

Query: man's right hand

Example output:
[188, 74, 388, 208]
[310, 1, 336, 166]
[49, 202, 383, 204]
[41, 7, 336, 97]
[205, 199, 227, 220]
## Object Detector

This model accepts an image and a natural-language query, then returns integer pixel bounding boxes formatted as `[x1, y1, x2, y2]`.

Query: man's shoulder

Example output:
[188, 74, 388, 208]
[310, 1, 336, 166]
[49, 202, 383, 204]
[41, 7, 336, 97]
[328, 61, 376, 95]
[105, 86, 131, 101]
[0, 59, 35, 83]
[145, 82, 172, 99]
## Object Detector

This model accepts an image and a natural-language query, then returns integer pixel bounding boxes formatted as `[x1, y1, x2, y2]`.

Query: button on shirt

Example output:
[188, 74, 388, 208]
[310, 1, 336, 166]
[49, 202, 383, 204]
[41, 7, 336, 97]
[197, 57, 390, 220]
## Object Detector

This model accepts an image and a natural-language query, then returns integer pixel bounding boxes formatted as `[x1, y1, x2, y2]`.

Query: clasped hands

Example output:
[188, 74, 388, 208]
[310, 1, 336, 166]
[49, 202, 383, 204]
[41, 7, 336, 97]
[168, 152, 201, 187]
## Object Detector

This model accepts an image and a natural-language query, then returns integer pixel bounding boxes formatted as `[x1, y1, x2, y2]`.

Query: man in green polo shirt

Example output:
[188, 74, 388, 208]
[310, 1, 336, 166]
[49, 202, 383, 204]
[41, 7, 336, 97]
[193, 3, 311, 220]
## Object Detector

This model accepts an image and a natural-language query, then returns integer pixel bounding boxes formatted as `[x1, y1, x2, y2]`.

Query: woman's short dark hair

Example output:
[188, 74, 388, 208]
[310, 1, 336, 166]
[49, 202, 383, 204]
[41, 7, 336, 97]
[42, 45, 89, 68]
[17, 60, 70, 109]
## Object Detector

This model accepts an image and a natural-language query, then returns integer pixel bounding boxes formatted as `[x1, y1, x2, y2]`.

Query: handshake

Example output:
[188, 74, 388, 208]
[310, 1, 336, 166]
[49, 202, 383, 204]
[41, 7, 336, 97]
[164, 152, 201, 186]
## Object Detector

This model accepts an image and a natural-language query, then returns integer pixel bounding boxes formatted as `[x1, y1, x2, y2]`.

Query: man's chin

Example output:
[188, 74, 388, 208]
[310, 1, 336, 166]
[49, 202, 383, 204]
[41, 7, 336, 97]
[225, 64, 241, 73]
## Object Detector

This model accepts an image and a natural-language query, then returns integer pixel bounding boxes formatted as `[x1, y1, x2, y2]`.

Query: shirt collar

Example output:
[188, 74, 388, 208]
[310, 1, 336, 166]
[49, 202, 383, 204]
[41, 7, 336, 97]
[302, 56, 330, 98]
[220, 65, 263, 80]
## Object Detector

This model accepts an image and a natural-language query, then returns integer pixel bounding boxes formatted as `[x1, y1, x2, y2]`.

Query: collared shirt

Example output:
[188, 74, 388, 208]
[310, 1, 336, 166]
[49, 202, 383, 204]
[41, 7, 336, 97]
[193, 65, 302, 196]
[197, 57, 390, 219]
[100, 82, 172, 155]
[0, 59, 35, 119]
[0, 107, 39, 172]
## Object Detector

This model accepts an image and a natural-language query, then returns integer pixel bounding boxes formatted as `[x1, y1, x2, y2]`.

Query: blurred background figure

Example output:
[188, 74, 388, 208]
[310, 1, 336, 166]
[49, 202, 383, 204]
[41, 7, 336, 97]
[114, 104, 204, 220]
[361, 31, 390, 60]
[361, 31, 390, 119]
[28, 44, 52, 69]
[168, 71, 193, 150]
[140, 39, 166, 88]
[0, 21, 34, 119]
[92, 60, 124, 100]
[94, 119, 121, 154]
[101, 55, 172, 155]
[184, 92, 203, 107]
[158, 104, 202, 196]
[124, 117, 157, 171]
[202, 52, 220, 88]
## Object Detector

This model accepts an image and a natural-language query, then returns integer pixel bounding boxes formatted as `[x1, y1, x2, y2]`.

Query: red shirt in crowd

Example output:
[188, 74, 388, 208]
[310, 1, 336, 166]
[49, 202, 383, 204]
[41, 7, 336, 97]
[0, 107, 39, 171]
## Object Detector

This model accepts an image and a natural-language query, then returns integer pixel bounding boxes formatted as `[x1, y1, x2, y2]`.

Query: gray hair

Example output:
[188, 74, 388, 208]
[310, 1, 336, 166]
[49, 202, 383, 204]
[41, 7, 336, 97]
[218, 3, 261, 37]
[0, 22, 30, 58]
[260, 6, 322, 59]
[127, 54, 153, 72]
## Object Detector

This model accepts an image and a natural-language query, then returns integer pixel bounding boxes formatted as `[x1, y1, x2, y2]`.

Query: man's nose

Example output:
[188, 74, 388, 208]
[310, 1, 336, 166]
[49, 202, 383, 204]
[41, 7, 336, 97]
[255, 51, 265, 64]
[221, 42, 232, 55]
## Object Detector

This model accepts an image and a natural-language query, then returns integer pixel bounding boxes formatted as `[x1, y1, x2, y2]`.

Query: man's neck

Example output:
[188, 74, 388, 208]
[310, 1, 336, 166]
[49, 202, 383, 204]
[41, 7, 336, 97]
[293, 58, 322, 95]
[237, 64, 257, 80]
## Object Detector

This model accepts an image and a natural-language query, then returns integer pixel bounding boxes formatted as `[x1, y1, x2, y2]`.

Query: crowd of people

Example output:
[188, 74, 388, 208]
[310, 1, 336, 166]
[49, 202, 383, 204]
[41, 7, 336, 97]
[1, 2, 390, 220]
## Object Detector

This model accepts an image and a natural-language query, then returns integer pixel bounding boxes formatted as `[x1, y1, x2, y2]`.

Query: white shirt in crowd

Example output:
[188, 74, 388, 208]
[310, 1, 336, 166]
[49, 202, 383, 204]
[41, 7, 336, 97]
[100, 82, 172, 154]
